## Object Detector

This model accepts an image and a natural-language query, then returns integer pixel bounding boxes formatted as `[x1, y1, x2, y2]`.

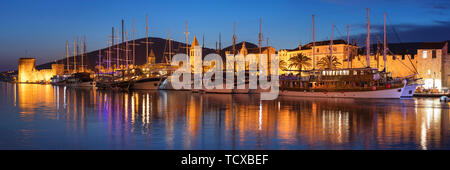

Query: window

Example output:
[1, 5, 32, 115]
[428, 69, 431, 75]
[423, 51, 428, 59]
[392, 56, 396, 60]
[432, 50, 436, 58]
[402, 55, 405, 60]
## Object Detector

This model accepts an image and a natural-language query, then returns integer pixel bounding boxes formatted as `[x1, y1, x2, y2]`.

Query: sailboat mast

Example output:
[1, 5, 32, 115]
[232, 22, 236, 55]
[73, 36, 76, 73]
[111, 27, 114, 72]
[66, 40, 69, 72]
[146, 14, 149, 64]
[267, 38, 270, 75]
[108, 33, 111, 73]
[98, 49, 101, 74]
[125, 31, 129, 68]
[185, 21, 189, 58]
[330, 22, 334, 69]
[81, 36, 84, 72]
[258, 18, 262, 55]
[84, 36, 86, 72]
[383, 12, 387, 72]
[116, 30, 119, 70]
[366, 8, 371, 68]
[169, 28, 172, 63]
[347, 24, 350, 69]
[312, 15, 315, 70]
[133, 18, 135, 66]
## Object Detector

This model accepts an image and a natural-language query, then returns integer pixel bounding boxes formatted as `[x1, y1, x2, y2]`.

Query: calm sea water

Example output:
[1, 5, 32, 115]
[0, 82, 449, 150]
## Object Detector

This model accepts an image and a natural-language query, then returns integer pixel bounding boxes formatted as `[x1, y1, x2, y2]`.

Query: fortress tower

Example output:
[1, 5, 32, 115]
[18, 58, 36, 83]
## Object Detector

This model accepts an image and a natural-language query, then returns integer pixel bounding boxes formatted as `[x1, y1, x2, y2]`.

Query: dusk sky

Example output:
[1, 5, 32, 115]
[0, 0, 449, 71]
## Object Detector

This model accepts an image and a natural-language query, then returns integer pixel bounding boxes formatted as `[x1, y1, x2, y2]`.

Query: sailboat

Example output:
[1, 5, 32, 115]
[66, 36, 96, 88]
[130, 15, 170, 90]
[51, 40, 71, 86]
[279, 9, 420, 99]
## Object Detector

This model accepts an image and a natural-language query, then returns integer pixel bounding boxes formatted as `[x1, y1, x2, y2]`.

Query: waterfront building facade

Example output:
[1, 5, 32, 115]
[278, 40, 449, 91]
[278, 40, 358, 75]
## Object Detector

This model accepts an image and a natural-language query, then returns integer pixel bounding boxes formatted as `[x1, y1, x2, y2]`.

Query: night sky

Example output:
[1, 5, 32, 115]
[0, 0, 449, 72]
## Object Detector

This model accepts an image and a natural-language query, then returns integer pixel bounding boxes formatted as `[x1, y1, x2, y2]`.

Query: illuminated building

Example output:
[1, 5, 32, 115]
[190, 36, 202, 73]
[353, 41, 449, 91]
[278, 40, 449, 91]
[18, 58, 63, 83]
[147, 49, 156, 65]
[417, 42, 449, 91]
[278, 40, 358, 74]
[225, 41, 276, 75]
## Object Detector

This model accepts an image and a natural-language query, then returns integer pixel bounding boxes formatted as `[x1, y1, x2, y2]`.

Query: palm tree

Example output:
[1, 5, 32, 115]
[317, 55, 341, 70]
[288, 53, 311, 76]
[279, 60, 288, 71]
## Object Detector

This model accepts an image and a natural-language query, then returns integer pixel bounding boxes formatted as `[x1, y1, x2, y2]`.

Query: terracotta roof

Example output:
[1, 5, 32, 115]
[280, 40, 349, 51]
[419, 42, 446, 50]
[191, 36, 199, 48]
[358, 41, 448, 55]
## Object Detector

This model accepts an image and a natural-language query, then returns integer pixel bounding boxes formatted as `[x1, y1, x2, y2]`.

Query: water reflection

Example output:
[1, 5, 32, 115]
[1, 82, 449, 149]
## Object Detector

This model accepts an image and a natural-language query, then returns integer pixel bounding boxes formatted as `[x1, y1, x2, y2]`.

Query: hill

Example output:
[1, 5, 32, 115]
[36, 37, 258, 71]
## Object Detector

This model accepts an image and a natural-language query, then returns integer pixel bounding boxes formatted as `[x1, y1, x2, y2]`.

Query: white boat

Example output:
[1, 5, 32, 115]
[132, 76, 166, 90]
[67, 72, 96, 88]
[401, 82, 421, 98]
[280, 10, 419, 99]
[281, 84, 404, 99]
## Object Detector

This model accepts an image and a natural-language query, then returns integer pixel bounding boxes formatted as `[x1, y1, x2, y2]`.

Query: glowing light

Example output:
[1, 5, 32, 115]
[424, 78, 441, 90]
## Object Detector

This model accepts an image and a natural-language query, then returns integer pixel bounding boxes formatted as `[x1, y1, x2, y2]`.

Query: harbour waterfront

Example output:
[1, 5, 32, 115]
[0, 82, 449, 150]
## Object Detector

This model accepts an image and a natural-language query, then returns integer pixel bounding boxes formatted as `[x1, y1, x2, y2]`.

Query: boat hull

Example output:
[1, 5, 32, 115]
[133, 80, 161, 90]
[401, 84, 420, 98]
[280, 87, 404, 99]
[67, 81, 96, 88]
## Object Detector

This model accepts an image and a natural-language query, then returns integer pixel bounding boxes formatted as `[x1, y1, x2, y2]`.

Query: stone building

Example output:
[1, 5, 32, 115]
[189, 36, 202, 74]
[417, 42, 449, 90]
[278, 40, 358, 74]
[345, 41, 449, 91]
[225, 41, 276, 75]
[18, 58, 61, 83]
[278, 40, 450, 91]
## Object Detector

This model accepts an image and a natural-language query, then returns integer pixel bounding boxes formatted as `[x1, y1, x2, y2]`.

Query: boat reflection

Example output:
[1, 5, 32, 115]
[7, 83, 450, 149]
